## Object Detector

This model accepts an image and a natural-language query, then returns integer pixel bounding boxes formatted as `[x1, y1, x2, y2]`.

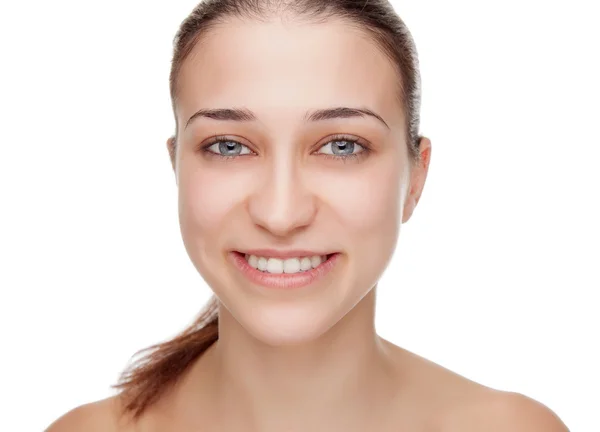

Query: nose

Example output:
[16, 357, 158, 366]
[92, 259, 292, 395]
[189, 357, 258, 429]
[247, 157, 317, 238]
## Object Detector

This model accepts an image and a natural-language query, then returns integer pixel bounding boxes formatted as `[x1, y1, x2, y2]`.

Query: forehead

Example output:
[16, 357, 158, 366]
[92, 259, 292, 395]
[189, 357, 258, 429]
[176, 17, 404, 130]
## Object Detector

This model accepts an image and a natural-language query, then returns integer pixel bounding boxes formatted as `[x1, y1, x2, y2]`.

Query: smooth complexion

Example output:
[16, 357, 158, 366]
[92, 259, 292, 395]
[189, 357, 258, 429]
[171, 18, 423, 345]
[161, 16, 432, 431]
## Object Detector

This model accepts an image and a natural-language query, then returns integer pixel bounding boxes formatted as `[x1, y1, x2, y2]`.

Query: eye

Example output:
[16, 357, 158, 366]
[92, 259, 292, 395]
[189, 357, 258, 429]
[200, 134, 371, 162]
[204, 138, 253, 158]
[316, 136, 366, 157]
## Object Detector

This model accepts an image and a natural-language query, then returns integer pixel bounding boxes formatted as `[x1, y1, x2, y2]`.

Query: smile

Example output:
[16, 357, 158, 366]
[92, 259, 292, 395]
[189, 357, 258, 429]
[228, 251, 340, 289]
[244, 253, 329, 274]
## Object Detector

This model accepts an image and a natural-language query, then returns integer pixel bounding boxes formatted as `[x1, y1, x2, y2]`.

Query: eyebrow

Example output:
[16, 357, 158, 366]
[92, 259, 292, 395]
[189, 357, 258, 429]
[184, 106, 390, 130]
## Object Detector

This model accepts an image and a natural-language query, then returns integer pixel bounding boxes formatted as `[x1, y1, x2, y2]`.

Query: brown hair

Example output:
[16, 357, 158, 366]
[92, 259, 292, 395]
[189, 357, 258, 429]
[113, 0, 423, 420]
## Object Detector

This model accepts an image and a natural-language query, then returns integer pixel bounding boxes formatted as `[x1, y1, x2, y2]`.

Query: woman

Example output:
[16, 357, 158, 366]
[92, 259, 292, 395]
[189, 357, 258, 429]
[47, 0, 569, 430]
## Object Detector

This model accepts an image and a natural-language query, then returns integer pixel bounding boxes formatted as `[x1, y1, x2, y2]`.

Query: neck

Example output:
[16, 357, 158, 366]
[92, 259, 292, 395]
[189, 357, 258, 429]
[181, 288, 401, 431]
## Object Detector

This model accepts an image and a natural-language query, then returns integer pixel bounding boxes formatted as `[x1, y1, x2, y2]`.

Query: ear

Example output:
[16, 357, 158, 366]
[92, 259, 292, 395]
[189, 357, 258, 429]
[166, 136, 176, 172]
[402, 136, 432, 223]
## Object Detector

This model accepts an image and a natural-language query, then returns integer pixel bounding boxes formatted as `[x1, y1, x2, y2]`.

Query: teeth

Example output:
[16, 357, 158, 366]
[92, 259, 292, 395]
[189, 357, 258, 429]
[257, 256, 268, 271]
[310, 255, 322, 268]
[267, 258, 284, 274]
[244, 254, 329, 274]
[283, 258, 300, 273]
[248, 255, 258, 268]
[300, 257, 312, 271]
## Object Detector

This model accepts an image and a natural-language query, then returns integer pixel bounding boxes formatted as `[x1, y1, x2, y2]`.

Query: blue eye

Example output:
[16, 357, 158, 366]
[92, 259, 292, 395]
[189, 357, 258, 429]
[201, 134, 370, 162]
[317, 139, 366, 157]
[205, 139, 253, 157]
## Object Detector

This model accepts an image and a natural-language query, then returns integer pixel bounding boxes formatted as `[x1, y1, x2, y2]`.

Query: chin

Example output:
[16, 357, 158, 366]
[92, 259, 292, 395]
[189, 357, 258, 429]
[233, 300, 342, 347]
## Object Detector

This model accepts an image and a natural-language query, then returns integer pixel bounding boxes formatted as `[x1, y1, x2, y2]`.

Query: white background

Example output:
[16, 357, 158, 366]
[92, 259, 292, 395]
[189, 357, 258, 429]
[1, 0, 598, 430]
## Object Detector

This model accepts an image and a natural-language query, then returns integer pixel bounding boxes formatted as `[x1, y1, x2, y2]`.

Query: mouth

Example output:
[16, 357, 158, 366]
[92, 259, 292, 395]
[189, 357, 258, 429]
[228, 251, 340, 289]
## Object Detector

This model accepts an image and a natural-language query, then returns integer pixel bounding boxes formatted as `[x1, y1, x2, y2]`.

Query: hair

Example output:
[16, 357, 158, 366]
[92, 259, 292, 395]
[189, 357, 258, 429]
[112, 0, 423, 420]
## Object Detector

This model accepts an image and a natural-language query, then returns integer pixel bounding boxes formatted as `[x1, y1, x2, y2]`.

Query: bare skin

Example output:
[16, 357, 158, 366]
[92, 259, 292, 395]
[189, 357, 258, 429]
[47, 337, 567, 431]
[46, 15, 568, 432]
[47, 290, 567, 431]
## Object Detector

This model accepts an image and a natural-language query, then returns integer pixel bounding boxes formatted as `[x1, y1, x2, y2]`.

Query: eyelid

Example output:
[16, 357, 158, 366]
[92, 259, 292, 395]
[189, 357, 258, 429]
[202, 134, 253, 149]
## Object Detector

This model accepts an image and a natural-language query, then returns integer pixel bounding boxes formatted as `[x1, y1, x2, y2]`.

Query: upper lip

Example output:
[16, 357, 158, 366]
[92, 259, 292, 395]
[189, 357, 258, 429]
[235, 249, 335, 259]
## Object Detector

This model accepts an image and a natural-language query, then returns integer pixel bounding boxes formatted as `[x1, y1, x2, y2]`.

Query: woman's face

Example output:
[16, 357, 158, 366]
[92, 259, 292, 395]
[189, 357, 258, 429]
[169, 17, 430, 345]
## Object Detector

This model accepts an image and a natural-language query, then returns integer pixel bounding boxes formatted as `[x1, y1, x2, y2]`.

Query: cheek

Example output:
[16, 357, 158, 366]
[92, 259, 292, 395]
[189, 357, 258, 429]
[178, 166, 254, 235]
[319, 163, 403, 231]
[316, 160, 403, 285]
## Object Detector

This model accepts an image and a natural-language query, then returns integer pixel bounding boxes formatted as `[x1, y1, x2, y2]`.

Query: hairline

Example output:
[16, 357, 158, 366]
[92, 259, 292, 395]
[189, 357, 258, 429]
[169, 12, 413, 161]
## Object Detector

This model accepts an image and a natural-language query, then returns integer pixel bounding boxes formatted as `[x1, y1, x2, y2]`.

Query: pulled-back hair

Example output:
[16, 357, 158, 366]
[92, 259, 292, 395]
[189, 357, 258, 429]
[113, 0, 423, 420]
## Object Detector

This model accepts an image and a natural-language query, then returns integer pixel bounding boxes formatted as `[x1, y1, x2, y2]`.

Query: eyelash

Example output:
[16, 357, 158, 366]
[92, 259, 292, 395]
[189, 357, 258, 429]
[200, 134, 371, 163]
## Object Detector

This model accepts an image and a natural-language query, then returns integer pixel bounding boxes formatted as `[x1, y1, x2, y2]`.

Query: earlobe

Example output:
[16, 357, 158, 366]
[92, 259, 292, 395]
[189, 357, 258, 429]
[402, 196, 416, 223]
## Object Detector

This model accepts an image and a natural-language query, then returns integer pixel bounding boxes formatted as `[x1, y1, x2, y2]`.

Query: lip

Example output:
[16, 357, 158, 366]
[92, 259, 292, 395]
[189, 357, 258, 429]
[228, 251, 341, 289]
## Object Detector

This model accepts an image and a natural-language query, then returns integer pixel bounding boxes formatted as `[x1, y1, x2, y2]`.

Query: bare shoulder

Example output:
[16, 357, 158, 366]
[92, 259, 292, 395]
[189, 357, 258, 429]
[381, 340, 569, 431]
[442, 390, 570, 432]
[45, 395, 132, 432]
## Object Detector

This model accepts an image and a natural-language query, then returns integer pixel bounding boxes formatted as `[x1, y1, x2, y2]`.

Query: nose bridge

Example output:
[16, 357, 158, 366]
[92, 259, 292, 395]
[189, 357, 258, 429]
[248, 151, 316, 236]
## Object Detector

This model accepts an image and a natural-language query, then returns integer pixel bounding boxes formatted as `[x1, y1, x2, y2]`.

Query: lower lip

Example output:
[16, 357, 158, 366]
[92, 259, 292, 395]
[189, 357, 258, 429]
[228, 252, 341, 289]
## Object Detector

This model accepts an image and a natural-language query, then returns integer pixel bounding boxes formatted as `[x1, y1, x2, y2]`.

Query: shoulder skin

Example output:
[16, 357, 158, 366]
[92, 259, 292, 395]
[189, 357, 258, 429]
[44, 397, 123, 432]
[443, 391, 569, 432]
